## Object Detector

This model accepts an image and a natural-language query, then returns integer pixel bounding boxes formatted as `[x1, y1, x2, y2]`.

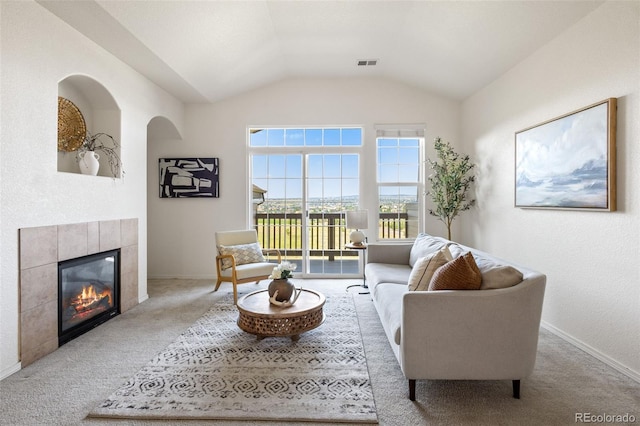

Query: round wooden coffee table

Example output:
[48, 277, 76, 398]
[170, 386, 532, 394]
[236, 289, 326, 341]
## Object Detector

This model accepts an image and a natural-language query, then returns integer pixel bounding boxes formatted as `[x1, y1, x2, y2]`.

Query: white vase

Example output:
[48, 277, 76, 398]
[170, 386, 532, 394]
[79, 151, 100, 176]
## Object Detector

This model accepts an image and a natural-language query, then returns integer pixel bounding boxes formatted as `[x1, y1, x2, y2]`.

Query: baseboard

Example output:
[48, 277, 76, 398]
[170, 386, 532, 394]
[541, 321, 640, 383]
[1, 362, 21, 381]
[147, 274, 216, 280]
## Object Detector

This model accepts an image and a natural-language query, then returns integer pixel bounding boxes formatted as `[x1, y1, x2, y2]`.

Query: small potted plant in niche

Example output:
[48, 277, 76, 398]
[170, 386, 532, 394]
[77, 131, 123, 177]
[426, 137, 476, 240]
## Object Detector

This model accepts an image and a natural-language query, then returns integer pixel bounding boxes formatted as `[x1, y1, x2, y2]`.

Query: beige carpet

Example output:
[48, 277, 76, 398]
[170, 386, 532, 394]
[88, 293, 377, 423]
[0, 278, 638, 426]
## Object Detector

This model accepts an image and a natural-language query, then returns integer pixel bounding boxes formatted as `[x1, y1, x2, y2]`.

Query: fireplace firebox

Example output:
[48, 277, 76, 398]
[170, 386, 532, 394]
[58, 249, 120, 345]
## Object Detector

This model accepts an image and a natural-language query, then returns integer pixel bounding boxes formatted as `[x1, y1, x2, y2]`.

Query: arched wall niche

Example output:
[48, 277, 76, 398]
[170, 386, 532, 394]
[57, 74, 122, 177]
[146, 115, 183, 277]
[147, 116, 182, 141]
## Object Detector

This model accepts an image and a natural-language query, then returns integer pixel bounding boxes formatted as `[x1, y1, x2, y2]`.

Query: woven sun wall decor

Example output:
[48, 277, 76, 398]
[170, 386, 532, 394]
[58, 97, 87, 152]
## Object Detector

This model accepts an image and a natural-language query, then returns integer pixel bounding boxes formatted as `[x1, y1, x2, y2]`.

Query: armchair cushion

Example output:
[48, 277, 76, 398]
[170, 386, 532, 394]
[218, 262, 275, 279]
[218, 242, 265, 269]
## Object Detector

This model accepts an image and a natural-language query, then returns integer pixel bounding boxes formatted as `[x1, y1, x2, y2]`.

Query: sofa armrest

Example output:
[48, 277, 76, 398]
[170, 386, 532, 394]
[367, 243, 413, 265]
[400, 275, 546, 380]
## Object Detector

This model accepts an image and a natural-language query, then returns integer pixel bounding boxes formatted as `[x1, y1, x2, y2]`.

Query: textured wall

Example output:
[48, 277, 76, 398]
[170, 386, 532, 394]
[461, 2, 640, 378]
[0, 2, 183, 377]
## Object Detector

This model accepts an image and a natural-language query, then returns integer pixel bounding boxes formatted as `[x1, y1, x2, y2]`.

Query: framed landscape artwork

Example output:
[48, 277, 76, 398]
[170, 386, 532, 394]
[159, 158, 219, 198]
[515, 98, 616, 211]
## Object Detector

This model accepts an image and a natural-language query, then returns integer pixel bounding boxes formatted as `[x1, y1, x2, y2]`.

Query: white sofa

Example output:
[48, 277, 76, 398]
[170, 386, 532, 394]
[365, 233, 546, 400]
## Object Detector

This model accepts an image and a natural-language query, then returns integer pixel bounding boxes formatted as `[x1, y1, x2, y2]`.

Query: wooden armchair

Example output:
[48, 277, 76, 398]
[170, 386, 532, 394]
[214, 229, 281, 304]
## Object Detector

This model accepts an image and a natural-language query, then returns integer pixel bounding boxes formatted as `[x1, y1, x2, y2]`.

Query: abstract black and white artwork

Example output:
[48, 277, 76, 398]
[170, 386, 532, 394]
[159, 158, 219, 198]
[515, 98, 616, 211]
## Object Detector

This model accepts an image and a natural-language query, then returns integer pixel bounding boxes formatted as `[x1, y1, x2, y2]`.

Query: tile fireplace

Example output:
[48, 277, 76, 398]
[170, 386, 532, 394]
[19, 219, 138, 367]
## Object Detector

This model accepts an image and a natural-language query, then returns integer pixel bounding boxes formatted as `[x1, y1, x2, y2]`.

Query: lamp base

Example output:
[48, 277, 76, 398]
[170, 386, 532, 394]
[349, 230, 365, 245]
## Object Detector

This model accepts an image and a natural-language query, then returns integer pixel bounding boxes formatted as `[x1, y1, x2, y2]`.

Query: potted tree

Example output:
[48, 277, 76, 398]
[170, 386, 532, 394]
[77, 132, 123, 177]
[426, 137, 476, 240]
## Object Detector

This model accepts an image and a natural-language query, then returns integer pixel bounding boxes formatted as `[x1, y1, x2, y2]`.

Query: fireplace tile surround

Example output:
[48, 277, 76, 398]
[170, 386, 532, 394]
[19, 219, 139, 367]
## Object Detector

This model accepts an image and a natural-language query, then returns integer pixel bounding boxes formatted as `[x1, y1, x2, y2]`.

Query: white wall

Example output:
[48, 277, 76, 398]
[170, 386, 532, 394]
[147, 77, 460, 278]
[0, 1, 184, 378]
[462, 1, 639, 378]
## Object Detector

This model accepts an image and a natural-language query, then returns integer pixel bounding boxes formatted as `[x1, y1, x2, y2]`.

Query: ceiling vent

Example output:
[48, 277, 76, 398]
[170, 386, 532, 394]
[357, 59, 378, 67]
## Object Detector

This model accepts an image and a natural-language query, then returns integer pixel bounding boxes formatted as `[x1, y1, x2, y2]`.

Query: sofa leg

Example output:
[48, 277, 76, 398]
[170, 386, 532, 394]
[409, 379, 416, 401]
[512, 380, 520, 399]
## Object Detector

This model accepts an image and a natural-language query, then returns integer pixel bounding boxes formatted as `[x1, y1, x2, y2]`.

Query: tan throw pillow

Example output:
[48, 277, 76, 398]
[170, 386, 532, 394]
[473, 255, 524, 289]
[428, 252, 482, 291]
[218, 243, 265, 270]
[408, 246, 453, 291]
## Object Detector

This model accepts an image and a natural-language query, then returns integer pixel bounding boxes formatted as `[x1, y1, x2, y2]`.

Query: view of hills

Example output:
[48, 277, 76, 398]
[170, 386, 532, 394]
[258, 195, 418, 214]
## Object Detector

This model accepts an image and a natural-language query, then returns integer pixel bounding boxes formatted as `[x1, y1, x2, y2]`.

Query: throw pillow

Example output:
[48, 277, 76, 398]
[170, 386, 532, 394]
[428, 252, 482, 291]
[479, 265, 523, 289]
[473, 255, 524, 289]
[409, 233, 448, 268]
[446, 243, 464, 259]
[218, 243, 265, 270]
[408, 246, 453, 291]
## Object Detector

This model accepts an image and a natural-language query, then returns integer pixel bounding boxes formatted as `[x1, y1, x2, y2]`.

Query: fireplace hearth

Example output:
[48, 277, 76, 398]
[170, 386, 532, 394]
[58, 249, 120, 345]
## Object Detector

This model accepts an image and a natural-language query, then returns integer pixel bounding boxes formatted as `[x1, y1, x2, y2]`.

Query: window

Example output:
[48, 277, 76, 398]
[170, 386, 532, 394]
[249, 128, 362, 147]
[376, 127, 424, 240]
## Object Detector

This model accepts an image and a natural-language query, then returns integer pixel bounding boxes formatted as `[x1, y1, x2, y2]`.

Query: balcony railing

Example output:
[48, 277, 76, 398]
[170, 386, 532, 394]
[254, 212, 409, 258]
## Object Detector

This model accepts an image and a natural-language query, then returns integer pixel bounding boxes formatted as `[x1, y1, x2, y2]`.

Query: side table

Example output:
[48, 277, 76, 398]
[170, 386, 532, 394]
[345, 242, 368, 294]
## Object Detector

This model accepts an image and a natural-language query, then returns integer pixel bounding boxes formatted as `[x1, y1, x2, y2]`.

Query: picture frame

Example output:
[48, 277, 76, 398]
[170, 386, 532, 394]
[159, 158, 219, 198]
[515, 98, 616, 211]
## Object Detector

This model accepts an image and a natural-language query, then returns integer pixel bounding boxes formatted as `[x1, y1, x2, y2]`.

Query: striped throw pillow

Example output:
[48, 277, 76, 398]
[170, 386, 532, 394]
[408, 246, 453, 291]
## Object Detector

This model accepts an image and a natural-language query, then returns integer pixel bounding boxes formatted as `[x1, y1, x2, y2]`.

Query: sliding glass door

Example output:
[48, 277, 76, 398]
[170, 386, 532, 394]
[305, 153, 359, 274]
[249, 128, 362, 277]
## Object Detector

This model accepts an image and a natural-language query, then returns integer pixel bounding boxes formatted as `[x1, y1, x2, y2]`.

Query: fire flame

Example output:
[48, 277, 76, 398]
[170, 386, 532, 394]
[71, 284, 112, 313]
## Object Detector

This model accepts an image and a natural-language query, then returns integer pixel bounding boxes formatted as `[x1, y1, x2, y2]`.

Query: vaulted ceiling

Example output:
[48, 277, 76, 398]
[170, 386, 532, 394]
[40, 0, 604, 103]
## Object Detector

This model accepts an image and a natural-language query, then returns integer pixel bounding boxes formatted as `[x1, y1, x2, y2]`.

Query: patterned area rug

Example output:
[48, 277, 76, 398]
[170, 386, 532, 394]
[88, 293, 377, 423]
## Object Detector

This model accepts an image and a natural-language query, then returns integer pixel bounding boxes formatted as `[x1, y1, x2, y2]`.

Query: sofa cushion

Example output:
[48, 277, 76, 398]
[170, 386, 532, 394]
[365, 263, 412, 294]
[409, 233, 448, 267]
[408, 246, 453, 291]
[372, 283, 407, 346]
[447, 243, 465, 258]
[428, 252, 482, 291]
[218, 242, 265, 269]
[474, 255, 524, 289]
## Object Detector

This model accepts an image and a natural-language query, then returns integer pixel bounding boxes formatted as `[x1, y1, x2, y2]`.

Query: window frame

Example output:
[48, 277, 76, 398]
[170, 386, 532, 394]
[375, 128, 425, 242]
